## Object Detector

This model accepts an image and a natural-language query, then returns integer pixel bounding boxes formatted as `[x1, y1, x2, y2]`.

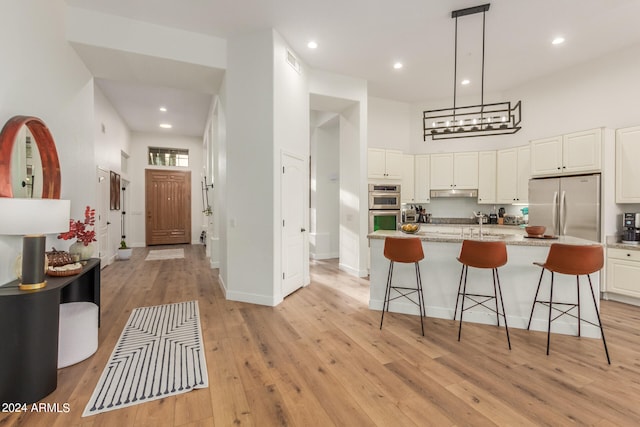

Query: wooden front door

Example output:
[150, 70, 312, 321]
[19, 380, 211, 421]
[145, 169, 191, 246]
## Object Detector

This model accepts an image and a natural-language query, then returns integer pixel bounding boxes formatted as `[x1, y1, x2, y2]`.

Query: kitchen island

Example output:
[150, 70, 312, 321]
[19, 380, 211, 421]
[368, 226, 604, 338]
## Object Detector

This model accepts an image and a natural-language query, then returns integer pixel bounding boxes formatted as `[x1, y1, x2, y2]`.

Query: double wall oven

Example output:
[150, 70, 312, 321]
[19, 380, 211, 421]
[368, 184, 401, 232]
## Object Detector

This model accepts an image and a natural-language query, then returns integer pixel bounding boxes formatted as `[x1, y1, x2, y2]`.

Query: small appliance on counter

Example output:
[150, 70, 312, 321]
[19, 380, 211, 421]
[403, 208, 417, 223]
[418, 212, 432, 224]
[404, 204, 431, 223]
[497, 207, 506, 225]
[503, 214, 525, 225]
[621, 213, 640, 244]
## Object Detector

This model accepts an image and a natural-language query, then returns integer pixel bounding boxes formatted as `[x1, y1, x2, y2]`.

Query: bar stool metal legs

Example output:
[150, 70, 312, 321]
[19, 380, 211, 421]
[527, 243, 610, 364]
[380, 260, 426, 335]
[454, 240, 511, 350]
[379, 237, 426, 336]
[455, 262, 511, 349]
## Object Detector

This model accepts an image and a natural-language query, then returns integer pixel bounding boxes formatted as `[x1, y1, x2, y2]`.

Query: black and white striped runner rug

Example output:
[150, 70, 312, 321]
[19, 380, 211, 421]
[83, 300, 208, 416]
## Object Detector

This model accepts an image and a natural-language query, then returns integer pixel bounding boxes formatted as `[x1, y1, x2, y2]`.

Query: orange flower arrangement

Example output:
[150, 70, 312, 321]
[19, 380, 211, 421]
[58, 206, 96, 246]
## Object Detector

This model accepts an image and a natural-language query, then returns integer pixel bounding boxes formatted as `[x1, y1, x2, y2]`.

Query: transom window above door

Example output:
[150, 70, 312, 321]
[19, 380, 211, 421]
[148, 147, 189, 167]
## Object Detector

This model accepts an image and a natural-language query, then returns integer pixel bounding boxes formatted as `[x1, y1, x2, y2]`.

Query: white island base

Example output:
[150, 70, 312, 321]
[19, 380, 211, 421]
[369, 231, 603, 339]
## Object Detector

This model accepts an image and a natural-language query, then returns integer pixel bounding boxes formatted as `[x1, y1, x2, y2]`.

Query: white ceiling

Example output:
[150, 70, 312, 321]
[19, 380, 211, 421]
[66, 0, 640, 137]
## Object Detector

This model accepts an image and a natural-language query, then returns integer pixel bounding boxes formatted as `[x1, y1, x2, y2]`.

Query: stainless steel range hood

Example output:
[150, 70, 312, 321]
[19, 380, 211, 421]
[430, 189, 478, 198]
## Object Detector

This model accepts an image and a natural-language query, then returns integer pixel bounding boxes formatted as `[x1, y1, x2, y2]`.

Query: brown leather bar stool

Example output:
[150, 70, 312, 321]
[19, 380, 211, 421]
[527, 243, 610, 364]
[380, 237, 426, 336]
[454, 240, 511, 349]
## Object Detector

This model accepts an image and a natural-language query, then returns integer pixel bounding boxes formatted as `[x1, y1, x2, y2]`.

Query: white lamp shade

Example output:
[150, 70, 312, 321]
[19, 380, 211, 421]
[0, 198, 70, 235]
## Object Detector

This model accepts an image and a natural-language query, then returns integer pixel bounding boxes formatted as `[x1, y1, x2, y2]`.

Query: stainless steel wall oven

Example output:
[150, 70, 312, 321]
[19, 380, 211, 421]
[368, 184, 401, 232]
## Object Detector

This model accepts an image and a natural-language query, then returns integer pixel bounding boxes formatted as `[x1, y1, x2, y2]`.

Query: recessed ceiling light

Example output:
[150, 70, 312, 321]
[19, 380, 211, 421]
[393, 62, 403, 70]
[159, 123, 172, 129]
[552, 36, 565, 45]
[307, 41, 318, 49]
[461, 79, 470, 85]
[159, 106, 167, 112]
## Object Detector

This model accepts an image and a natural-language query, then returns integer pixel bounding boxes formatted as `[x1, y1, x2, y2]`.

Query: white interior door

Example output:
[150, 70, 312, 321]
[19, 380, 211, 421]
[97, 168, 110, 267]
[281, 152, 307, 298]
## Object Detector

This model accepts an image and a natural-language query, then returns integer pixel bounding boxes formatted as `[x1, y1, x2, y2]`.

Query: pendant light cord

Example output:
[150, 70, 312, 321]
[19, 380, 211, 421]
[481, 9, 486, 121]
[453, 16, 458, 124]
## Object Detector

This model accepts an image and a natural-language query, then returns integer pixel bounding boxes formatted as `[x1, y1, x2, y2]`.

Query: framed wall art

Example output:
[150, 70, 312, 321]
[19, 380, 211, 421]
[110, 171, 120, 210]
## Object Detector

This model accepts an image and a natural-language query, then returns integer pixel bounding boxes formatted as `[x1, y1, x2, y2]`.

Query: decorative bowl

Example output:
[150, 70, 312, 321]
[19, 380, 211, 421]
[525, 225, 546, 237]
[400, 223, 421, 234]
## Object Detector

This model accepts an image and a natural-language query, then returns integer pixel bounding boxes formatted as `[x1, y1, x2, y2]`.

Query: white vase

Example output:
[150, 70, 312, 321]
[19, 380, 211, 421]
[69, 241, 94, 261]
[117, 248, 132, 260]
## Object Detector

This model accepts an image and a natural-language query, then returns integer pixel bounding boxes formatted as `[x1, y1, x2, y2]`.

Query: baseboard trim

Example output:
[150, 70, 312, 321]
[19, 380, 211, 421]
[311, 252, 340, 260]
[338, 263, 368, 278]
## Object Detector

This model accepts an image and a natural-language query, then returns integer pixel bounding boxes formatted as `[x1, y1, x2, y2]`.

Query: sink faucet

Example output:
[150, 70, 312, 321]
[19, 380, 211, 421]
[473, 211, 484, 238]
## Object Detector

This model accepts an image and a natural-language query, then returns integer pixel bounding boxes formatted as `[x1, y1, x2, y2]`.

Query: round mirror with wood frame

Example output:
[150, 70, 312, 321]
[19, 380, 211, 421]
[0, 116, 61, 199]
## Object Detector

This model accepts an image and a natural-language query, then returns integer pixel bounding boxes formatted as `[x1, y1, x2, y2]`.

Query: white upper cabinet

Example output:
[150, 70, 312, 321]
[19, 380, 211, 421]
[429, 153, 454, 189]
[516, 146, 531, 204]
[563, 129, 602, 173]
[454, 152, 480, 189]
[496, 146, 530, 204]
[529, 136, 562, 176]
[477, 151, 497, 204]
[530, 128, 602, 177]
[401, 154, 415, 203]
[616, 126, 640, 203]
[414, 154, 430, 203]
[368, 148, 403, 180]
[430, 151, 478, 190]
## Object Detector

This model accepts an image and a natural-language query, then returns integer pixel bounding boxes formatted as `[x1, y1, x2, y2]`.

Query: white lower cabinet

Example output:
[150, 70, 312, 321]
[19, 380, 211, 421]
[606, 248, 640, 299]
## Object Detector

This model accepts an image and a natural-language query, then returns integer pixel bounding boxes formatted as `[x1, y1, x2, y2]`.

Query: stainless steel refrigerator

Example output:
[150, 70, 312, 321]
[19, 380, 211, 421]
[528, 174, 600, 242]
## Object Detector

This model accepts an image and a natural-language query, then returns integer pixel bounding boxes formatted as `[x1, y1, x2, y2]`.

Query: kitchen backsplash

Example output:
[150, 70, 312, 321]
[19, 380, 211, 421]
[402, 198, 524, 220]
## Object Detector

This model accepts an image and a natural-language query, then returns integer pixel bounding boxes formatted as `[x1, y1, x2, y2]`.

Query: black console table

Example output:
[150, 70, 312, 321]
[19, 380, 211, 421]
[0, 258, 100, 404]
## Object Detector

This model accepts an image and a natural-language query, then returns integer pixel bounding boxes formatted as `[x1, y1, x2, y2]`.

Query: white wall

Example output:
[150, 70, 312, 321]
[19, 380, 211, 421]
[93, 84, 132, 261]
[223, 29, 277, 305]
[66, 6, 226, 70]
[368, 97, 411, 152]
[221, 29, 311, 306]
[310, 70, 369, 277]
[127, 132, 204, 247]
[339, 103, 367, 276]
[273, 31, 311, 297]
[0, 0, 95, 285]
[410, 43, 640, 153]
[310, 114, 340, 259]
[216, 78, 228, 286]
[203, 98, 220, 267]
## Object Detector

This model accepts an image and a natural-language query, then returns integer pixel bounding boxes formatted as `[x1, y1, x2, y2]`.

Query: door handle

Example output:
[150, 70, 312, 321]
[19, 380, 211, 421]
[107, 221, 111, 225]
[552, 191, 558, 234]
[559, 190, 567, 235]
[301, 228, 306, 232]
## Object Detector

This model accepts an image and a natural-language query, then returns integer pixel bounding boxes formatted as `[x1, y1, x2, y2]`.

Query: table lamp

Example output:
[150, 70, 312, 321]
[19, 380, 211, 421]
[0, 198, 70, 290]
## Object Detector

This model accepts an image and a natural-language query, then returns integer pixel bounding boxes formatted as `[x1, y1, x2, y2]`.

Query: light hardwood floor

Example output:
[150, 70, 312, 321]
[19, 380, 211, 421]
[2, 244, 640, 426]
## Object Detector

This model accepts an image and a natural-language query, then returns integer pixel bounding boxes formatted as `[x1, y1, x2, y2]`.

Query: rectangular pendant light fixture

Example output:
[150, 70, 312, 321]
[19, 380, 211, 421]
[423, 3, 522, 141]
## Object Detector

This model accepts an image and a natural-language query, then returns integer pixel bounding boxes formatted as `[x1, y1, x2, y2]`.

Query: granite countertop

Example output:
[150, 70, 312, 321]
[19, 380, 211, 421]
[368, 228, 600, 247]
[607, 242, 640, 251]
